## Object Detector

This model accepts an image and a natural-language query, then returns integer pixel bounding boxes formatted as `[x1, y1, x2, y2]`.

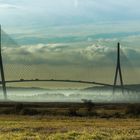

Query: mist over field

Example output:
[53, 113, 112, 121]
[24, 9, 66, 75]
[0, 87, 139, 103]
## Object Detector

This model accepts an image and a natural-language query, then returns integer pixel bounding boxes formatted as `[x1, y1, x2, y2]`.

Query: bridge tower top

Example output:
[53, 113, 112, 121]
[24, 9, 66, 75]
[113, 42, 124, 93]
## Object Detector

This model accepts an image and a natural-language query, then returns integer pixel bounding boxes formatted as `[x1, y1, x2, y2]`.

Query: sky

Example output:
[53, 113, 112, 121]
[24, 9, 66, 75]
[0, 0, 140, 87]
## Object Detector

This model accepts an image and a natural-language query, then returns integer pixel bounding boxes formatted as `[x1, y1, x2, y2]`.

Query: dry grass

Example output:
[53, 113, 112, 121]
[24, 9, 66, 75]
[0, 115, 139, 139]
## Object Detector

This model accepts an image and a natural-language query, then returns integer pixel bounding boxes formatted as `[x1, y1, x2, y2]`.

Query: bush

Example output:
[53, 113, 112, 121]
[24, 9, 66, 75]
[82, 99, 95, 112]
[126, 104, 140, 116]
[14, 103, 24, 114]
[20, 108, 39, 115]
[68, 107, 78, 116]
[0, 108, 13, 115]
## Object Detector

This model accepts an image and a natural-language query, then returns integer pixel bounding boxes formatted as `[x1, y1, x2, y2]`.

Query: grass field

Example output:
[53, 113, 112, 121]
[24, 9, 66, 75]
[0, 115, 139, 140]
[0, 102, 140, 139]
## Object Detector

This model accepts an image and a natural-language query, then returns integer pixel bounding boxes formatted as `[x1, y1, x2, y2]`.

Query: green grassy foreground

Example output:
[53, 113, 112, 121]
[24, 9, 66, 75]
[0, 115, 139, 140]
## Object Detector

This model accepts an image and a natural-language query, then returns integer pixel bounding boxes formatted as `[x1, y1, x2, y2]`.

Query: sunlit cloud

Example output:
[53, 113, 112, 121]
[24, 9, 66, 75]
[2, 41, 140, 68]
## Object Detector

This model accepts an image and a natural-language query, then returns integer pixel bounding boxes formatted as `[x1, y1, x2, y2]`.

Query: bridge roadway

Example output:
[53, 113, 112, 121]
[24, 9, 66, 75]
[4, 79, 113, 87]
[3, 79, 138, 92]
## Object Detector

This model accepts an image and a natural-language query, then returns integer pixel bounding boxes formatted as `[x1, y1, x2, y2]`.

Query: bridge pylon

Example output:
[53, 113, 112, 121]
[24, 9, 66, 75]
[113, 42, 124, 94]
[0, 25, 7, 100]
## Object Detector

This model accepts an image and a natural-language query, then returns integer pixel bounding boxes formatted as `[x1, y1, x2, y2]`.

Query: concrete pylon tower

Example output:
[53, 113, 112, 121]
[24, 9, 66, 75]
[113, 42, 124, 94]
[0, 25, 7, 100]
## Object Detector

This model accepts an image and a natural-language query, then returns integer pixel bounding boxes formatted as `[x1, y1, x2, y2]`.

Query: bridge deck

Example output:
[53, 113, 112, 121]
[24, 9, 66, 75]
[1, 79, 138, 92]
[4, 79, 113, 87]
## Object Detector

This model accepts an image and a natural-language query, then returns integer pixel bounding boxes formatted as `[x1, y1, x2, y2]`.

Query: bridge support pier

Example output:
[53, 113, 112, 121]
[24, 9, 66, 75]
[0, 25, 7, 100]
[113, 42, 124, 94]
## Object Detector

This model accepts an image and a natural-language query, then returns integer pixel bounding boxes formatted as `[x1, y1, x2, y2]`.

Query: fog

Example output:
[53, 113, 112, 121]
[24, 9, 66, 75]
[0, 88, 139, 103]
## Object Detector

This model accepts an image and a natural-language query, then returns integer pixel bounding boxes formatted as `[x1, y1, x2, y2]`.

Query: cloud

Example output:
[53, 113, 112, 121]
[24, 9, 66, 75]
[0, 3, 18, 9]
[1, 0, 140, 28]
[1, 17, 140, 68]
[2, 43, 78, 65]
[2, 42, 137, 67]
[74, 0, 79, 8]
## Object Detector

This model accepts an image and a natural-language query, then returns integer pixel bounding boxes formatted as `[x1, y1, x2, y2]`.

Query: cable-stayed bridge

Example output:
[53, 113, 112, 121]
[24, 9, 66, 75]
[0, 25, 139, 100]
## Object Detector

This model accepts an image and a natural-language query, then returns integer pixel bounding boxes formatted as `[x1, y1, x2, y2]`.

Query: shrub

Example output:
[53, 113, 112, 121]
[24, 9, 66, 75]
[20, 108, 39, 115]
[68, 107, 78, 116]
[14, 103, 24, 114]
[126, 104, 140, 116]
[82, 99, 95, 112]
